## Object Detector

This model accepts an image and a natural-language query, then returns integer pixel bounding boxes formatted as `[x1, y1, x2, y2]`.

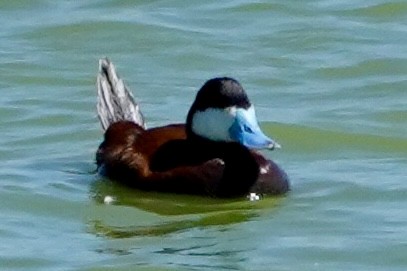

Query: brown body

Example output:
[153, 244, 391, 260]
[96, 121, 289, 197]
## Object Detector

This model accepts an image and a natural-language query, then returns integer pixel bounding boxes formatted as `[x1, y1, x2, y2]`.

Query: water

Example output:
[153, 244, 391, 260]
[1, 0, 406, 270]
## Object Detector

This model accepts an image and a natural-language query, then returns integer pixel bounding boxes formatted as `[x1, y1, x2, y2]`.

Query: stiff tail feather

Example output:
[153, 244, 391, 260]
[96, 58, 146, 131]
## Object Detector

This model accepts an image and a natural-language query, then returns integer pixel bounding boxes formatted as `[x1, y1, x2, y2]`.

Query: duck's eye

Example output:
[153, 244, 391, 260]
[243, 125, 253, 133]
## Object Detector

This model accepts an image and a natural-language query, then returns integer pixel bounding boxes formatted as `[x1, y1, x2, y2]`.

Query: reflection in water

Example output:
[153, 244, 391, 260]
[88, 178, 284, 238]
[90, 211, 256, 238]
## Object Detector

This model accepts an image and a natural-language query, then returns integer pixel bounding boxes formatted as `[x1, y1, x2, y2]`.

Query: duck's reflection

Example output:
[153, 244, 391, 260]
[88, 178, 284, 238]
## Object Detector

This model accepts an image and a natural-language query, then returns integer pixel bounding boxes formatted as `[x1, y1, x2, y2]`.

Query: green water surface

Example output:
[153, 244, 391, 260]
[0, 1, 406, 270]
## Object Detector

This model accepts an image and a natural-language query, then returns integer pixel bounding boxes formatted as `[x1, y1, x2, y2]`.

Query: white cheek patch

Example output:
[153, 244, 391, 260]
[192, 107, 236, 142]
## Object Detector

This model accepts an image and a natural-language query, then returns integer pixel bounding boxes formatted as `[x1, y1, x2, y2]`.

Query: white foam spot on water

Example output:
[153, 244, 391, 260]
[260, 165, 270, 174]
[103, 195, 116, 205]
[248, 193, 260, 201]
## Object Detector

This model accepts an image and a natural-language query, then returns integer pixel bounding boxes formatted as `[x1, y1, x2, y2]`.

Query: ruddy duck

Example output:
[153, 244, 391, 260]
[96, 58, 289, 197]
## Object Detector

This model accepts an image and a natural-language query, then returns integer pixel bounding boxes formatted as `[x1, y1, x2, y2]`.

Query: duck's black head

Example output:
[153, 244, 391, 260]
[186, 77, 280, 150]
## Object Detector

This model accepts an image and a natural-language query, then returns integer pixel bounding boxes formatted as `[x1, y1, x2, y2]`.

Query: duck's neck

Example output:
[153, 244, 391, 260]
[186, 132, 215, 146]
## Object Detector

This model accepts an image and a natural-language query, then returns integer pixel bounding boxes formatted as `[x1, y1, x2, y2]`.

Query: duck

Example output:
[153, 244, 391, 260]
[95, 58, 289, 198]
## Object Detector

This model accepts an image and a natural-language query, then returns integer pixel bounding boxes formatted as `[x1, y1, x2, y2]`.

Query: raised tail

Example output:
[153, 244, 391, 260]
[96, 58, 146, 131]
